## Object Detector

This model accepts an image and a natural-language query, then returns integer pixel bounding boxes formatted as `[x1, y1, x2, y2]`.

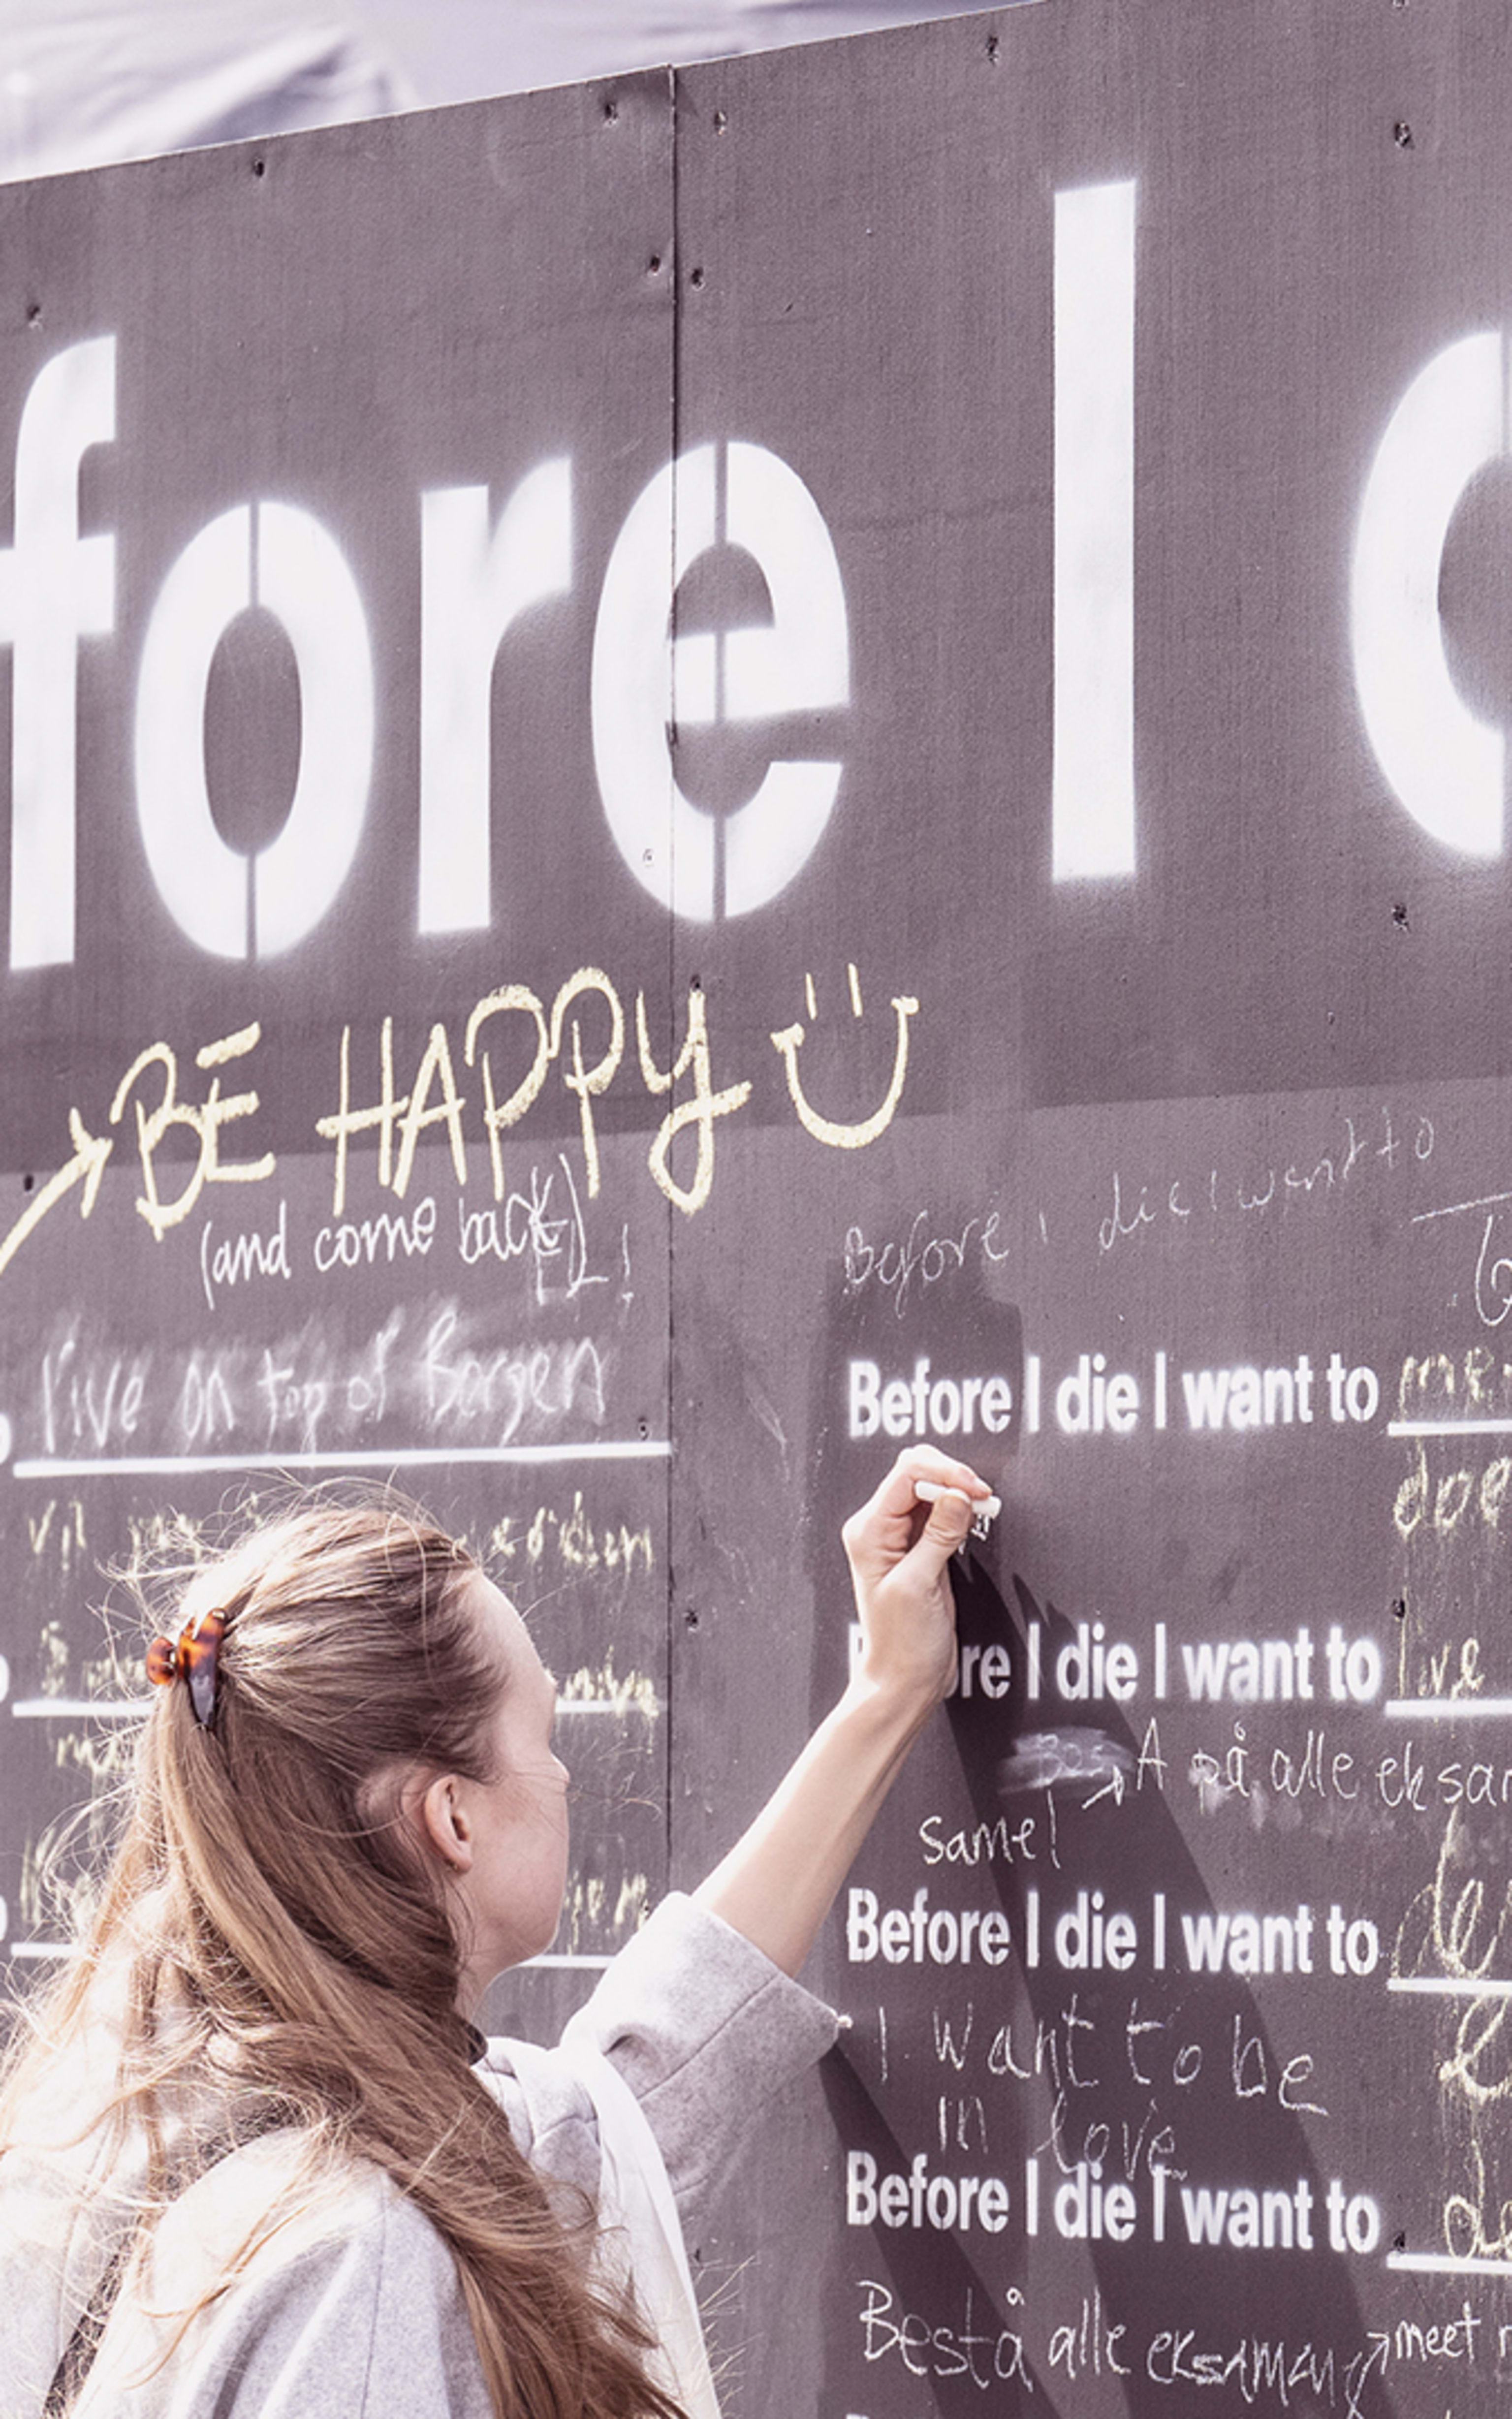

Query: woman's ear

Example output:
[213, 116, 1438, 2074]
[416, 1773, 474, 1873]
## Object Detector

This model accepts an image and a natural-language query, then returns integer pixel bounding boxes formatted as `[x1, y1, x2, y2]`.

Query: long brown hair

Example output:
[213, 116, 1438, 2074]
[0, 1489, 681, 2419]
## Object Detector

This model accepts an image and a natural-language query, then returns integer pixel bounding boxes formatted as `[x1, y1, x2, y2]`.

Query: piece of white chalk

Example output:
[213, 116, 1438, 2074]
[914, 1479, 1001, 1522]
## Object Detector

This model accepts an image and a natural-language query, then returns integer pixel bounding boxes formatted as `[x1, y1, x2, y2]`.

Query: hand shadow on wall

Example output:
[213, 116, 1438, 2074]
[926, 1548, 1398, 2419]
[808, 1251, 1396, 2418]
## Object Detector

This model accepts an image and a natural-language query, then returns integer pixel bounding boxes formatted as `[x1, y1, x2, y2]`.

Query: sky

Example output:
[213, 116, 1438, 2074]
[353, 1, 1008, 108]
[0, 0, 1027, 177]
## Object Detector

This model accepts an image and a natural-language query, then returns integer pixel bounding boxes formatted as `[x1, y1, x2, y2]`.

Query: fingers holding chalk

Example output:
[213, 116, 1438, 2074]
[846, 1450, 1000, 1571]
[914, 1478, 1001, 1522]
[914, 1477, 1001, 1543]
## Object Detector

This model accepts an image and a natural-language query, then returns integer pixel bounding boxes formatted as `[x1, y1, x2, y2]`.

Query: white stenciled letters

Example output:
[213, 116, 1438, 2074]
[0, 337, 116, 970]
[590, 439, 849, 921]
[418, 458, 572, 932]
[1053, 182, 1137, 881]
[846, 1356, 1013, 1442]
[1353, 330, 1506, 858]
[135, 500, 374, 957]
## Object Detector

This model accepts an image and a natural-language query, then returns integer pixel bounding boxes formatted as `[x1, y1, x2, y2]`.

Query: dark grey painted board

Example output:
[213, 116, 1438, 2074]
[669, 5, 1512, 2412]
[0, 70, 680, 2051]
[0, 4, 1508, 2415]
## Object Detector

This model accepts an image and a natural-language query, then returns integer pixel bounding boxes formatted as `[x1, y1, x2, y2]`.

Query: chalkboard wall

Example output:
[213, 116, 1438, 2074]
[2, 2, 1510, 2411]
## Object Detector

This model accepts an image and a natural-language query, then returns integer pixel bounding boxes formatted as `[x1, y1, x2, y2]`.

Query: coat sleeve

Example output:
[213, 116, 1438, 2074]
[503, 1893, 838, 2227]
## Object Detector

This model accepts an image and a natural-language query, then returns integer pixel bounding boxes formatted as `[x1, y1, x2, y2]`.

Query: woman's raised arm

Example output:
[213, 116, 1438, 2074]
[691, 1445, 994, 1978]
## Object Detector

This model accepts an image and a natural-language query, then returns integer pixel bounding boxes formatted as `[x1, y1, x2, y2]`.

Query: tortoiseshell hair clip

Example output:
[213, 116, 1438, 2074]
[146, 1606, 227, 1731]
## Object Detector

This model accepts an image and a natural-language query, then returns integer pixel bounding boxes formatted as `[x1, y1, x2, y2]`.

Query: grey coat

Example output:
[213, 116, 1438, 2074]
[0, 1897, 837, 2418]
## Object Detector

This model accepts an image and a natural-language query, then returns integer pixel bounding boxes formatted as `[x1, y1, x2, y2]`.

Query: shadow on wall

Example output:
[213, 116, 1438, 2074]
[805, 1242, 1401, 2419]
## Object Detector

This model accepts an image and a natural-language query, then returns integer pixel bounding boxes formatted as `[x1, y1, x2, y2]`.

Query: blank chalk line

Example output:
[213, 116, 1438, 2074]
[7, 1939, 612, 1971]
[1388, 1976, 1512, 1999]
[11, 1694, 661, 1722]
[1388, 2251, 1512, 2276]
[11, 1697, 152, 1720]
[1388, 1417, 1512, 1437]
[1384, 1697, 1512, 1719]
[1412, 1190, 1512, 1224]
[13, 1440, 671, 1481]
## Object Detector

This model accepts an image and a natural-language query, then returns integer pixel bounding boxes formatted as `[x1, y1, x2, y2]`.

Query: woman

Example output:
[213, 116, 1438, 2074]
[0, 1445, 993, 2417]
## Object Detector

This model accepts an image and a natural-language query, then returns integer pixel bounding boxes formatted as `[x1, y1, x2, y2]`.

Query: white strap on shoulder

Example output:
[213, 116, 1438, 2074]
[553, 2019, 721, 2419]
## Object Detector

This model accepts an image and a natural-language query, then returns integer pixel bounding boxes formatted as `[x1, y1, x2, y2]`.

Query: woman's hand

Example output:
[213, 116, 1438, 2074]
[842, 1445, 997, 1715]
[692, 1447, 1002, 1977]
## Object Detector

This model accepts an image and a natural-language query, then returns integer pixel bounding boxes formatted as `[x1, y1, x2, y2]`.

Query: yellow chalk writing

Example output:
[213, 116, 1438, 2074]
[110, 1022, 275, 1241]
